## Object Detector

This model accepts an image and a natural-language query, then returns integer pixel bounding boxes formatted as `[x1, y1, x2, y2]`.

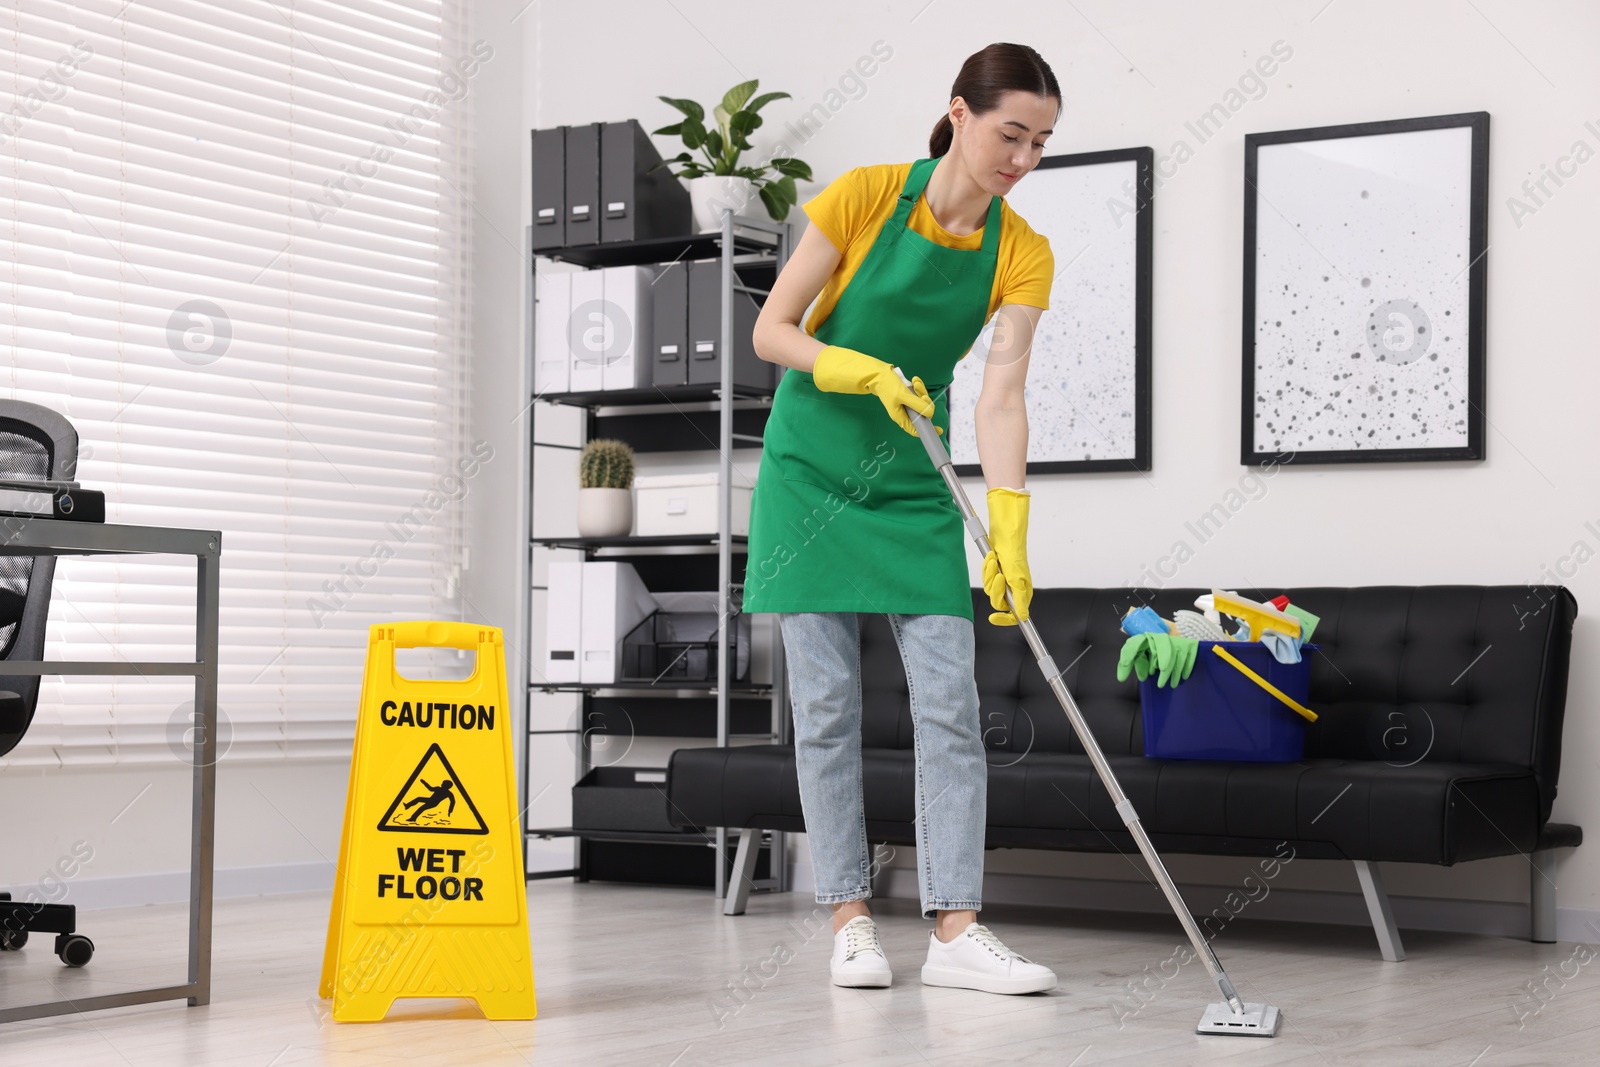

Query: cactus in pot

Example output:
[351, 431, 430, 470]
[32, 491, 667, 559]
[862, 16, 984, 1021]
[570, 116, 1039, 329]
[580, 438, 635, 490]
[576, 438, 635, 537]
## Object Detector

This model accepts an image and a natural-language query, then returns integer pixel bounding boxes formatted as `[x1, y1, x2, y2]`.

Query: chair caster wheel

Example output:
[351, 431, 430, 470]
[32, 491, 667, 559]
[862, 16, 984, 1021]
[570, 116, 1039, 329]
[56, 934, 93, 967]
[0, 929, 26, 951]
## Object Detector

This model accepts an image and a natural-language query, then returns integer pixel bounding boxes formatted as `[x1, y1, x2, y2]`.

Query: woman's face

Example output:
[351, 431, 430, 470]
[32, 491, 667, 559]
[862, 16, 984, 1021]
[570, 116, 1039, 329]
[954, 90, 1058, 195]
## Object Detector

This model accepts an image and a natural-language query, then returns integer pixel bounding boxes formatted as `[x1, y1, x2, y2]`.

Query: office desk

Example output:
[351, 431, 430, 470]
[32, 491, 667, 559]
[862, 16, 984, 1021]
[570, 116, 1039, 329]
[0, 519, 220, 1024]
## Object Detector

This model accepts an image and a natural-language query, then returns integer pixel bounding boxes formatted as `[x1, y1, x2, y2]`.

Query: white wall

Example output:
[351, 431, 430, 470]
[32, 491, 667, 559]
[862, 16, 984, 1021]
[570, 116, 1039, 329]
[0, 761, 346, 909]
[487, 0, 1600, 936]
[8, 1, 1592, 938]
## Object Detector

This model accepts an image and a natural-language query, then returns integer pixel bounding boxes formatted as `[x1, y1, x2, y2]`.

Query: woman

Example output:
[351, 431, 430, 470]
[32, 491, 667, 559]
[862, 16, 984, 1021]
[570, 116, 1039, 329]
[743, 42, 1060, 995]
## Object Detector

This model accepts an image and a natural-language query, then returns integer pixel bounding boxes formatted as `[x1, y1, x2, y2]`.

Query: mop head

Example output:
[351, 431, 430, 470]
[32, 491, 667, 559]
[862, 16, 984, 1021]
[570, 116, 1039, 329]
[1195, 1000, 1281, 1037]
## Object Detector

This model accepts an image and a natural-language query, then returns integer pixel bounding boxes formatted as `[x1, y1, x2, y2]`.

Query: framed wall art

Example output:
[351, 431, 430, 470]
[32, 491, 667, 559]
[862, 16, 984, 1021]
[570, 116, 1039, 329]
[1242, 112, 1489, 464]
[946, 146, 1153, 476]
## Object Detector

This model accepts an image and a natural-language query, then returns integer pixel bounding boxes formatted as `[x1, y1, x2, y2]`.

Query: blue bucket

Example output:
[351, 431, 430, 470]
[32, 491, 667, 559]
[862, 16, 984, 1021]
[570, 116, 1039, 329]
[1138, 641, 1318, 761]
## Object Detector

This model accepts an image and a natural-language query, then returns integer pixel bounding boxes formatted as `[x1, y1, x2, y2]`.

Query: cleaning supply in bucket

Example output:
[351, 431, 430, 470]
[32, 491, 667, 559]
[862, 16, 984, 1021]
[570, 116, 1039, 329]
[1259, 630, 1301, 664]
[1251, 600, 1320, 659]
[1116, 632, 1200, 688]
[1119, 605, 1175, 636]
[1173, 609, 1229, 642]
[1192, 591, 1232, 629]
[1283, 603, 1320, 647]
[1210, 589, 1301, 642]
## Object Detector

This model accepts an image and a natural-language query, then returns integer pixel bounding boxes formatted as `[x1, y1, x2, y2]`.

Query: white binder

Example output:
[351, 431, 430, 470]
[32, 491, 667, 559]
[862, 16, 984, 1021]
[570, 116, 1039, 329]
[544, 560, 584, 684]
[568, 267, 606, 393]
[602, 264, 657, 391]
[534, 269, 571, 396]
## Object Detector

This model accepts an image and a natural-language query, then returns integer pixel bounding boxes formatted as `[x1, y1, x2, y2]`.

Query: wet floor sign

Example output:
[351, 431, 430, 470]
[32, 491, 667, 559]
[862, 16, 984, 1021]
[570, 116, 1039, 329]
[319, 621, 536, 1021]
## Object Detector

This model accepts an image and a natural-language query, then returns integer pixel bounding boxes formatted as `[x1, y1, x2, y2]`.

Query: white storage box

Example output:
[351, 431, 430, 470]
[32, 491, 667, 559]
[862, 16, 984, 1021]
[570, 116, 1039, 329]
[634, 471, 753, 537]
[543, 560, 658, 685]
[578, 561, 659, 685]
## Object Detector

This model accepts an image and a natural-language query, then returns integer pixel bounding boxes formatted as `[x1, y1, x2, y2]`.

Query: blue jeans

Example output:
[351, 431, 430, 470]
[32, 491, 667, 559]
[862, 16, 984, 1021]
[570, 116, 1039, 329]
[778, 611, 986, 920]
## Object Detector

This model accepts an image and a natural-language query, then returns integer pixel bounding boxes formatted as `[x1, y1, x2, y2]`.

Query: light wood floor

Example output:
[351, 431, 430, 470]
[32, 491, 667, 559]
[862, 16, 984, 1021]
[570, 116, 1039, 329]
[2, 879, 1598, 1065]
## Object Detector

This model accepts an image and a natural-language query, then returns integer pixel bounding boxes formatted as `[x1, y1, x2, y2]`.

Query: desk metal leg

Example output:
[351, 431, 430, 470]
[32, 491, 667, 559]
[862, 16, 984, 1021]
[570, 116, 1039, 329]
[188, 545, 220, 1006]
[0, 522, 222, 1025]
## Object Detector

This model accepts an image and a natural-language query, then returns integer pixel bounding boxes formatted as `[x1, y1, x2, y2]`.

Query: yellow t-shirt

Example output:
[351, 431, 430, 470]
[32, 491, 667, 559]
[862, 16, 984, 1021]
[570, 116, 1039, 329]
[800, 161, 1053, 337]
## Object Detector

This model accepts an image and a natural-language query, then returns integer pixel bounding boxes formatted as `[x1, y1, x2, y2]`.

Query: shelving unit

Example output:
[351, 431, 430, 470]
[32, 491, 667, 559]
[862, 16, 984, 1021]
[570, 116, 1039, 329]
[521, 210, 794, 901]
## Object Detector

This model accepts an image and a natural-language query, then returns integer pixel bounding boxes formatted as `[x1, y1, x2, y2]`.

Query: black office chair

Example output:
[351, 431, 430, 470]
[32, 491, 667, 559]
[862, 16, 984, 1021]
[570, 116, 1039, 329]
[0, 400, 94, 966]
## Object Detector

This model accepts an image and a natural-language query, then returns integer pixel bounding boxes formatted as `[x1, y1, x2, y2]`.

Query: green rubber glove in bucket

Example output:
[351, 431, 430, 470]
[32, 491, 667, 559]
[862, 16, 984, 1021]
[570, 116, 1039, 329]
[1117, 633, 1200, 688]
[1117, 633, 1157, 683]
[1152, 633, 1199, 688]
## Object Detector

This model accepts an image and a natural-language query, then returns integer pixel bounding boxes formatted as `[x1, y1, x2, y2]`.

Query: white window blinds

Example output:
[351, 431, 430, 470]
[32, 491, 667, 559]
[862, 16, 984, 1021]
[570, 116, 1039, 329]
[0, 0, 476, 765]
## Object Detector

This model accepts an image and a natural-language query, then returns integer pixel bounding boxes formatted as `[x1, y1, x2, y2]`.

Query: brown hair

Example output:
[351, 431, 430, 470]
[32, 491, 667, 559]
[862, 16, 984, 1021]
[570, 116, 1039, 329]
[929, 43, 1061, 159]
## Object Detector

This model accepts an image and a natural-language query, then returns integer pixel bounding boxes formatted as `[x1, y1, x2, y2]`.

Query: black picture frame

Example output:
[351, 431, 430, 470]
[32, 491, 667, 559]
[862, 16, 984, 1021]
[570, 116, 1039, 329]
[949, 146, 1153, 476]
[1241, 112, 1489, 465]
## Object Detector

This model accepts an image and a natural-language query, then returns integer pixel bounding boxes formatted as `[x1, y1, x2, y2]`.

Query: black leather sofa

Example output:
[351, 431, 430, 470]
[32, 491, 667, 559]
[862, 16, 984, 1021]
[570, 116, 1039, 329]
[667, 585, 1582, 958]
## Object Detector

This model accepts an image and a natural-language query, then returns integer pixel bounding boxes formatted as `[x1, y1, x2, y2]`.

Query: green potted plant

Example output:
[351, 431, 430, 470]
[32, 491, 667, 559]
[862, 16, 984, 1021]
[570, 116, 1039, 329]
[651, 79, 813, 232]
[577, 438, 635, 537]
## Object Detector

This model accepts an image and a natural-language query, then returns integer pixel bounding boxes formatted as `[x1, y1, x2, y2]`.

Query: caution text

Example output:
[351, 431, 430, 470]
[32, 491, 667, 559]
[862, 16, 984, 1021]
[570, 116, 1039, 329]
[380, 700, 496, 731]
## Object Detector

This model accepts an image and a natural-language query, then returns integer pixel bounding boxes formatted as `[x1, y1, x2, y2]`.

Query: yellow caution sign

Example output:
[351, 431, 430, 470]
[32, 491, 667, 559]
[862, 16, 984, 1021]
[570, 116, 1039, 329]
[319, 621, 536, 1021]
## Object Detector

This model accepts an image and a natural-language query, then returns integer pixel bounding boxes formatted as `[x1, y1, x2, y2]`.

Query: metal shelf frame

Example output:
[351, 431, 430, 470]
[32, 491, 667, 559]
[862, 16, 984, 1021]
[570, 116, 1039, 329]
[521, 209, 793, 902]
[532, 533, 748, 551]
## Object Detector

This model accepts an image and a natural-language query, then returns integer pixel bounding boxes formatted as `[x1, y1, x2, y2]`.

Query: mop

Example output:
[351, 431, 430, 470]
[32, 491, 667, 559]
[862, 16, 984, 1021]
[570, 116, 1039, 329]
[891, 369, 1282, 1038]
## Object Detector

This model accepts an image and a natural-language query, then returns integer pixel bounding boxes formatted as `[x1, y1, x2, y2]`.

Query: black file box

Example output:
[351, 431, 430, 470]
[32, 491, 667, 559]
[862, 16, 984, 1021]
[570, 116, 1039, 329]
[686, 259, 772, 391]
[652, 258, 690, 387]
[563, 121, 602, 246]
[530, 125, 566, 251]
[600, 119, 691, 244]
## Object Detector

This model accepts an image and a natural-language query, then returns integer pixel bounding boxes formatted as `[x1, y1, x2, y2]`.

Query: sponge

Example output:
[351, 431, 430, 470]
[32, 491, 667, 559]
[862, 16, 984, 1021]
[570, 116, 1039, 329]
[1284, 603, 1320, 646]
[1119, 605, 1175, 637]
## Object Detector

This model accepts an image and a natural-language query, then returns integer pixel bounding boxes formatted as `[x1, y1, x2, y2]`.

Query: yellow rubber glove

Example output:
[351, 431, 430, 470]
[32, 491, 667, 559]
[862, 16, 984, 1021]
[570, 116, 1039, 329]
[981, 486, 1032, 626]
[810, 345, 941, 437]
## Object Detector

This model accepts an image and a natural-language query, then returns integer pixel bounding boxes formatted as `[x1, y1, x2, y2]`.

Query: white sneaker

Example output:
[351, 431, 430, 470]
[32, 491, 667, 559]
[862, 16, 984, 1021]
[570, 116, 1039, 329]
[921, 922, 1057, 994]
[830, 915, 892, 988]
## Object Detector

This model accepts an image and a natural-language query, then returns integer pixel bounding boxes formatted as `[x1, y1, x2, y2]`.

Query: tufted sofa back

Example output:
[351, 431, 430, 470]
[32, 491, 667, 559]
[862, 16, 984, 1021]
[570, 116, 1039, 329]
[858, 586, 1578, 822]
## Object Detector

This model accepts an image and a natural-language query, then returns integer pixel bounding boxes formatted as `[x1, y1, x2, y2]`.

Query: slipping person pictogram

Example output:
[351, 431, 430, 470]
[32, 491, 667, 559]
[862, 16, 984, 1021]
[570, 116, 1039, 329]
[403, 778, 457, 823]
[376, 742, 488, 834]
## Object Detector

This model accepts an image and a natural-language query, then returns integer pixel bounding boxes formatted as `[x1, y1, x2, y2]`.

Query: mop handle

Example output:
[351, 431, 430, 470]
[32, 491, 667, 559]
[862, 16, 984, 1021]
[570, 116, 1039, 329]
[890, 367, 1246, 1016]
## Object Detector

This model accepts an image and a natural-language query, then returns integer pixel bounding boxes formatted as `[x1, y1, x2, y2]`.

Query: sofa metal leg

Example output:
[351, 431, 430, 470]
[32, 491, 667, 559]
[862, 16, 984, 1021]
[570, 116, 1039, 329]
[723, 830, 760, 916]
[1531, 848, 1558, 943]
[1353, 860, 1405, 962]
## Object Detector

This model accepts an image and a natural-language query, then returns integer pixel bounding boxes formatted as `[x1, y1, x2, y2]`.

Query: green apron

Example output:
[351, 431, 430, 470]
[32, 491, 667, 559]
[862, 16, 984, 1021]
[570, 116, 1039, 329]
[743, 156, 1002, 619]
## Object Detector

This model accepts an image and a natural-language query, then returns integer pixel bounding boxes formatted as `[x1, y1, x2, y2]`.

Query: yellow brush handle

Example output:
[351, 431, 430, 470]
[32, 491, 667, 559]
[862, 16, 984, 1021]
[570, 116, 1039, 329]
[1210, 644, 1318, 723]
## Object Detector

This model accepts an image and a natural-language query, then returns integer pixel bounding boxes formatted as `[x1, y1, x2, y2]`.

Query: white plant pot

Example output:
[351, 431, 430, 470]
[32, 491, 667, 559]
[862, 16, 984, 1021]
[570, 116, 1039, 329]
[576, 487, 633, 538]
[686, 174, 764, 232]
